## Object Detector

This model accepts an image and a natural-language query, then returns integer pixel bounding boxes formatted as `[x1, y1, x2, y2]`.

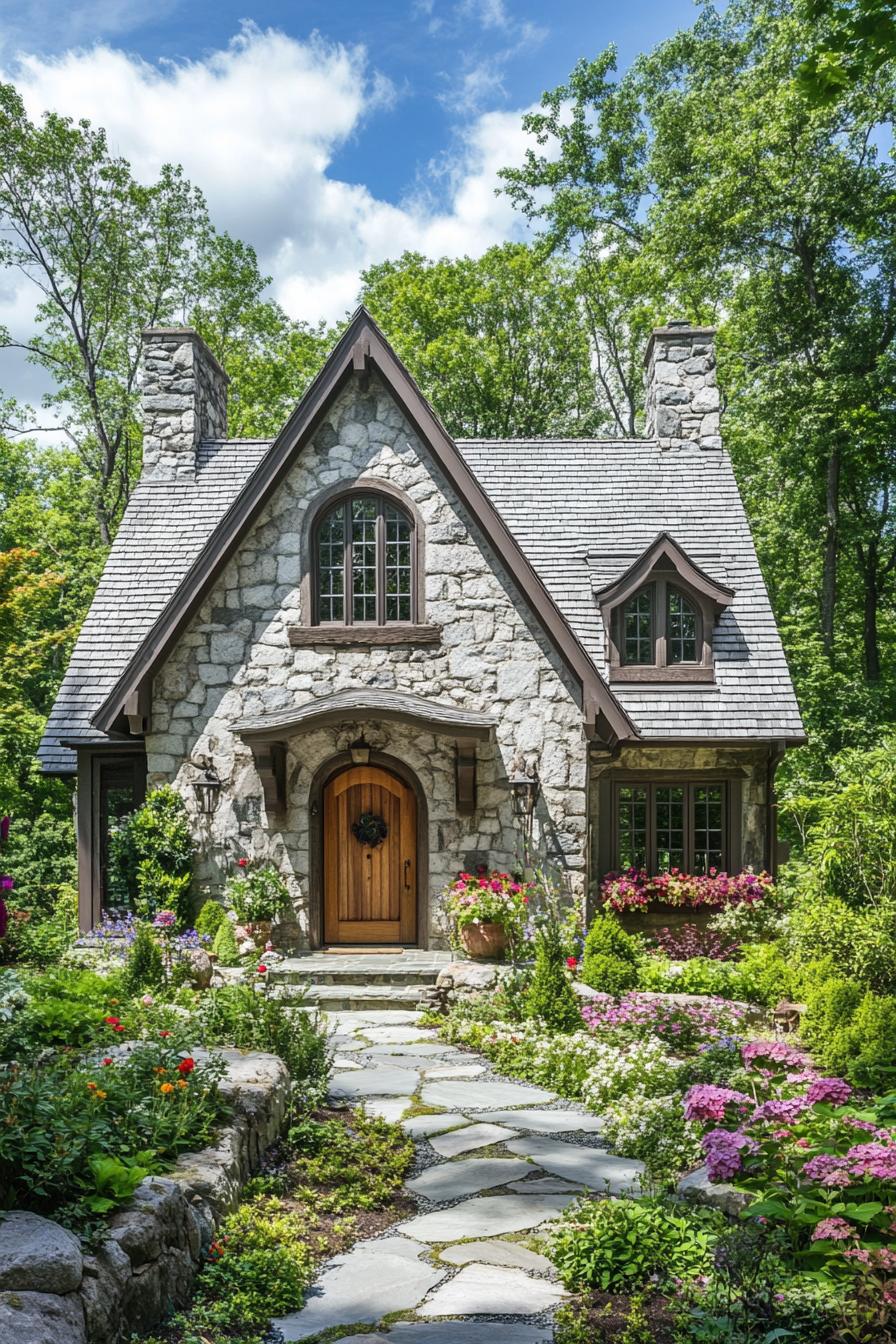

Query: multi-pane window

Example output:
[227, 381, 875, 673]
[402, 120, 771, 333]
[623, 590, 653, 664]
[315, 493, 414, 626]
[614, 782, 728, 873]
[667, 589, 698, 663]
[618, 582, 703, 668]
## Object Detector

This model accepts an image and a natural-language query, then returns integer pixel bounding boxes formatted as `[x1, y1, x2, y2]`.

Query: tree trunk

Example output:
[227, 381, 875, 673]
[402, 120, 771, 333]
[821, 447, 840, 659]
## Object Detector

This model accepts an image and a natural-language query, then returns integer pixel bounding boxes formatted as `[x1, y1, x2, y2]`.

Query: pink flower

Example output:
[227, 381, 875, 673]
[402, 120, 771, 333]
[141, 993, 154, 1007]
[702, 1128, 757, 1182]
[811, 1217, 854, 1242]
[153, 910, 176, 928]
[806, 1077, 853, 1106]
[684, 1084, 752, 1124]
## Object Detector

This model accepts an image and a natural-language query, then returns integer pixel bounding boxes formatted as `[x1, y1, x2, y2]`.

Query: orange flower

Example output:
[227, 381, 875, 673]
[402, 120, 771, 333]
[86, 1081, 97, 1090]
[160, 1082, 175, 1094]
[154, 1066, 167, 1075]
[177, 1079, 188, 1089]
[94, 1089, 107, 1100]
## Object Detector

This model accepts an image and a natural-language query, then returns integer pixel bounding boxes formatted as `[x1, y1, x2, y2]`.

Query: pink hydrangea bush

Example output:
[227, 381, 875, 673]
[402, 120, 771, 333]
[601, 866, 774, 913]
[649, 922, 740, 961]
[682, 1040, 896, 1296]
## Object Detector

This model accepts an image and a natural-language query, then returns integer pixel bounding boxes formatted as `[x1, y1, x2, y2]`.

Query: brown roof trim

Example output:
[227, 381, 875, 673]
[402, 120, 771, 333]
[93, 308, 636, 744]
[596, 531, 734, 622]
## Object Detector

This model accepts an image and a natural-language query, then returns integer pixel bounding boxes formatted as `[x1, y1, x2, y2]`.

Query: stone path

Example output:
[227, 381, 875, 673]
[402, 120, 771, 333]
[275, 1008, 645, 1343]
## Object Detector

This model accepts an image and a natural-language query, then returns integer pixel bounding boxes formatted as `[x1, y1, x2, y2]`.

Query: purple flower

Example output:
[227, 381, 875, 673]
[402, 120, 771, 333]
[751, 1096, 810, 1124]
[702, 1128, 757, 1182]
[684, 1084, 752, 1124]
[845, 1141, 896, 1182]
[153, 910, 176, 928]
[0, 816, 8, 844]
[801, 1153, 852, 1187]
[0, 876, 13, 892]
[805, 1077, 853, 1107]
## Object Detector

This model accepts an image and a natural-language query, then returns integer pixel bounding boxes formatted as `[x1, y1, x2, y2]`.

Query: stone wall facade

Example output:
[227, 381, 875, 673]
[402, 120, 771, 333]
[0, 1050, 288, 1344]
[643, 321, 721, 450]
[146, 371, 589, 948]
[141, 328, 229, 480]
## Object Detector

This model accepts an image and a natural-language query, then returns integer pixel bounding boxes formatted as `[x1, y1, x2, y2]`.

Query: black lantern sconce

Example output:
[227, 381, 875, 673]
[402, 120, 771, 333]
[194, 758, 222, 817]
[349, 734, 371, 765]
[508, 752, 540, 831]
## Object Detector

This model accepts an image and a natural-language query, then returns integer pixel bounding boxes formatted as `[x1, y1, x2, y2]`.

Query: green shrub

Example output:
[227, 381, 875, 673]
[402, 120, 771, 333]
[212, 916, 241, 966]
[729, 940, 797, 1006]
[14, 884, 78, 966]
[121, 923, 165, 995]
[525, 919, 582, 1032]
[637, 953, 741, 998]
[550, 1195, 721, 1292]
[195, 1195, 316, 1327]
[824, 990, 896, 1089]
[13, 967, 123, 1053]
[195, 898, 226, 940]
[195, 985, 329, 1110]
[788, 889, 896, 993]
[2, 813, 77, 918]
[225, 863, 289, 923]
[801, 966, 864, 1051]
[580, 912, 640, 995]
[108, 786, 196, 926]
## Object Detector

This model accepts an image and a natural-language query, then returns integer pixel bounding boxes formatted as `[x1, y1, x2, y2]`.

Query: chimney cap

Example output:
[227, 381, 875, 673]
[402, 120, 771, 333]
[141, 327, 229, 384]
[644, 322, 717, 367]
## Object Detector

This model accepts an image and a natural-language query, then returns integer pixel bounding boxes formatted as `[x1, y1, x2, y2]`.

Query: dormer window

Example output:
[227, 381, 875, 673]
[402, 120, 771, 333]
[599, 534, 734, 684]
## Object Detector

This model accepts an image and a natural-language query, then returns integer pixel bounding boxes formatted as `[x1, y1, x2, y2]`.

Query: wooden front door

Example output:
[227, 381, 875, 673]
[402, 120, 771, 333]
[323, 765, 417, 944]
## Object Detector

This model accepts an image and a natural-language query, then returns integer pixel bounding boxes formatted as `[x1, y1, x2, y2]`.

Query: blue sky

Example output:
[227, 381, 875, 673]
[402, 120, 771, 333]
[0, 0, 703, 403]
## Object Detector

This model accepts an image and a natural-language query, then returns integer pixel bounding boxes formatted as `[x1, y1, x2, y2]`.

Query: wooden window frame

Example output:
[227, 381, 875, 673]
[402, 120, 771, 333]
[313, 491, 416, 628]
[598, 772, 743, 877]
[77, 748, 147, 931]
[610, 573, 714, 683]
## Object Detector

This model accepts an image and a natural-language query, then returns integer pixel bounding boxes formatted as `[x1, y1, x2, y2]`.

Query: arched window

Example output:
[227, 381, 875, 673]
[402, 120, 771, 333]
[667, 588, 698, 664]
[623, 588, 653, 664]
[315, 492, 414, 626]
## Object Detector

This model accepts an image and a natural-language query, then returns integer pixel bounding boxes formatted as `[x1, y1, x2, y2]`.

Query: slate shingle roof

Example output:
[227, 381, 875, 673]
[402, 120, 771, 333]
[38, 434, 803, 775]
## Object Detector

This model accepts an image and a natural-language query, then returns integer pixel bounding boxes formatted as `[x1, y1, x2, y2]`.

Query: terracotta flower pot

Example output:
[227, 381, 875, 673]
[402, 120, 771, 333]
[460, 921, 509, 960]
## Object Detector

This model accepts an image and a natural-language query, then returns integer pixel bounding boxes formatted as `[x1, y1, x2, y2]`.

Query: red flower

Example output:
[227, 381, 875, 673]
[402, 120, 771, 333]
[103, 1016, 120, 1025]
[566, 957, 578, 968]
[159, 1030, 171, 1038]
[102, 1057, 113, 1066]
[177, 1057, 195, 1076]
[112, 1024, 124, 1033]
[237, 858, 249, 868]
[257, 964, 268, 974]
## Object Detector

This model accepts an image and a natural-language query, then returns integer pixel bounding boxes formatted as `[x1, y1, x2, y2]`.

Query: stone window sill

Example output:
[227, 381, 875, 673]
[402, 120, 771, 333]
[288, 624, 442, 648]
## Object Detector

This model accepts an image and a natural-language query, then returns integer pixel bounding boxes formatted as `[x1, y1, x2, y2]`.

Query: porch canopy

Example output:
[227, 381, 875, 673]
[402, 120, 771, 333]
[234, 689, 496, 815]
[234, 688, 496, 743]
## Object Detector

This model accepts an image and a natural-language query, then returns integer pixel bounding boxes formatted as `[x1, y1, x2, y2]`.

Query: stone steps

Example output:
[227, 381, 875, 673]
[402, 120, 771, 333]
[271, 965, 440, 987]
[272, 982, 430, 1012]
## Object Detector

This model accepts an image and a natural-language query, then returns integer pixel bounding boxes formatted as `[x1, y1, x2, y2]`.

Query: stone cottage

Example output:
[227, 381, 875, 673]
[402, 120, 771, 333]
[39, 310, 804, 947]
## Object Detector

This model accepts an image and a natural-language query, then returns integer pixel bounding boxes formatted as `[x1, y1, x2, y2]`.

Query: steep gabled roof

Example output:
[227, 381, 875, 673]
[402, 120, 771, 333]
[89, 308, 634, 745]
[595, 531, 735, 623]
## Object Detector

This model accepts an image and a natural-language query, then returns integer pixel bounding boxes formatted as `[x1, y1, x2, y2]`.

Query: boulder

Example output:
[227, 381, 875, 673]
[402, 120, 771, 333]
[677, 1164, 751, 1216]
[436, 961, 498, 993]
[0, 1290, 86, 1344]
[79, 1241, 130, 1344]
[0, 1212, 83, 1295]
[571, 980, 608, 1001]
[183, 947, 213, 989]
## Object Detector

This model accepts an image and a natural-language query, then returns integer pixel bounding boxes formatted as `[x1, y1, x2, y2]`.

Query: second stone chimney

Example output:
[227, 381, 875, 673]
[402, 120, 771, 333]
[141, 328, 229, 479]
[644, 320, 720, 450]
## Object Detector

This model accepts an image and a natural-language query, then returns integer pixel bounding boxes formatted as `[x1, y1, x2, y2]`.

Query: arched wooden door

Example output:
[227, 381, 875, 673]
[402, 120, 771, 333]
[323, 765, 417, 945]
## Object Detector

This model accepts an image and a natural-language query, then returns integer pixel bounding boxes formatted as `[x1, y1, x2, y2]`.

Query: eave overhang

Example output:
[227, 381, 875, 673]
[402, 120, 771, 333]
[234, 689, 497, 743]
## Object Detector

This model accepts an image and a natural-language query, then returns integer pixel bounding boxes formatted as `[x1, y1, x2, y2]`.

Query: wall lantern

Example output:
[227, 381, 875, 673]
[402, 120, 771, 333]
[194, 758, 222, 816]
[350, 734, 371, 765]
[508, 753, 540, 826]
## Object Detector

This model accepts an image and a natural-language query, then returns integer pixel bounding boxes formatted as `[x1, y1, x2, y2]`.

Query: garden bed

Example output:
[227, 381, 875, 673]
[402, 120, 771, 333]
[0, 1048, 289, 1344]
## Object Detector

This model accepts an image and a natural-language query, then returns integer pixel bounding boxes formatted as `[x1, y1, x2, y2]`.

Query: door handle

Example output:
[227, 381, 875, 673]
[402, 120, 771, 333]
[404, 858, 412, 889]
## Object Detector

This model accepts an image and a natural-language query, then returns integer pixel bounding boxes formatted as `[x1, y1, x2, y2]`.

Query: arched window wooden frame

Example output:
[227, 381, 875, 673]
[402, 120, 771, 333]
[313, 490, 416, 626]
[293, 481, 435, 646]
[609, 574, 714, 682]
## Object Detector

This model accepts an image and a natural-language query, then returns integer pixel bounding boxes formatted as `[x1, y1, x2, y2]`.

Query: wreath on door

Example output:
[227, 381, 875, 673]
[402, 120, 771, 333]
[351, 812, 388, 848]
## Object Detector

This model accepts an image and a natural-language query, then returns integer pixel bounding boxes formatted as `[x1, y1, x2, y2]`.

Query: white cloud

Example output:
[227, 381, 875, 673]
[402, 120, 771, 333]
[0, 20, 537, 354]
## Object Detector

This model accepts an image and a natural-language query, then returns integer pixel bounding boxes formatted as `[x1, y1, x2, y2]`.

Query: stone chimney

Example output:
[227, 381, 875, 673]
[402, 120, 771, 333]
[644, 320, 720, 450]
[141, 328, 229, 479]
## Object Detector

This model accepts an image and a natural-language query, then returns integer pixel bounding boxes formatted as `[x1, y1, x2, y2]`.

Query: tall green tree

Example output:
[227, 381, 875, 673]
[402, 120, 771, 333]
[359, 243, 611, 437]
[501, 0, 896, 769]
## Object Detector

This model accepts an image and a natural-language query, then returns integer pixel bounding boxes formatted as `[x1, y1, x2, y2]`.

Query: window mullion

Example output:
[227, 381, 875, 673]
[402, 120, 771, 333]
[343, 502, 353, 627]
[657, 579, 667, 667]
[376, 505, 386, 626]
[686, 784, 694, 873]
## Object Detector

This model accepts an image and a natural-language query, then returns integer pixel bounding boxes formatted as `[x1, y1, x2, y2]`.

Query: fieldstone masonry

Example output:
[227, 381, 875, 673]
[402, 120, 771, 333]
[141, 327, 229, 479]
[146, 365, 589, 948]
[0, 1049, 288, 1344]
[644, 320, 721, 450]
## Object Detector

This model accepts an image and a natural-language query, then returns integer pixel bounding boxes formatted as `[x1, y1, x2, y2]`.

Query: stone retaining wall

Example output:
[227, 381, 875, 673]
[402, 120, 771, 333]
[0, 1049, 288, 1344]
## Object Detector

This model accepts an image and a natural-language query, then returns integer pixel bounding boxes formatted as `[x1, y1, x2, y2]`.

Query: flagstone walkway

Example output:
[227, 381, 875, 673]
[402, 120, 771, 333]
[275, 1008, 645, 1343]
